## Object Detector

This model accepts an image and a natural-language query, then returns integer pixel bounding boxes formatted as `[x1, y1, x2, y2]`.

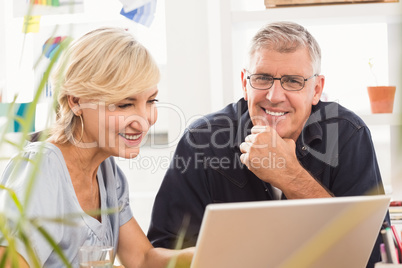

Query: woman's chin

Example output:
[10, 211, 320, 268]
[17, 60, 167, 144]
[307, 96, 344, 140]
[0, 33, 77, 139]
[116, 147, 140, 159]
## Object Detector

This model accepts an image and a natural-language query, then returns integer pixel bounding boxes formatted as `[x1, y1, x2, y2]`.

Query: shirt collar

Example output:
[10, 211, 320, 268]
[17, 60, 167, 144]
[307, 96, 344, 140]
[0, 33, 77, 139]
[234, 99, 253, 149]
[296, 102, 324, 156]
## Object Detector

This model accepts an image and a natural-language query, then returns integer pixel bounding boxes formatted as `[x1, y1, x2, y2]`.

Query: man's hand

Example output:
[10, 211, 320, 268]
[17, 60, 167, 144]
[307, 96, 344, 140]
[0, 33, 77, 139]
[239, 125, 332, 198]
[239, 125, 300, 188]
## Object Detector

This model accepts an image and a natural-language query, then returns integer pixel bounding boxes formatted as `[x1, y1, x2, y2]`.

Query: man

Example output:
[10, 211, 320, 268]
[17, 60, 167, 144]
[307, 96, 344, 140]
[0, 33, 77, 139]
[147, 21, 387, 267]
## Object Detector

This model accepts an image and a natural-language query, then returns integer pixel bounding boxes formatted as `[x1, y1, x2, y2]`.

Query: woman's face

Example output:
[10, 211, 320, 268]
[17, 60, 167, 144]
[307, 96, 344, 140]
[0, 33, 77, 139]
[79, 87, 158, 159]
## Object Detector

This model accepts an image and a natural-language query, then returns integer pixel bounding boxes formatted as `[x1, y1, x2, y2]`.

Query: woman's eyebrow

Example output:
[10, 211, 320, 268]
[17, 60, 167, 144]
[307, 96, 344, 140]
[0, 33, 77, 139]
[149, 90, 159, 97]
[123, 90, 159, 101]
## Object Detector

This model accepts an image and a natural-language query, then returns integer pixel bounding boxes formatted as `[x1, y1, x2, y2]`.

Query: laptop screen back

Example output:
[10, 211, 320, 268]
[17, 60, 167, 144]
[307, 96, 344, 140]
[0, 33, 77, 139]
[190, 195, 390, 268]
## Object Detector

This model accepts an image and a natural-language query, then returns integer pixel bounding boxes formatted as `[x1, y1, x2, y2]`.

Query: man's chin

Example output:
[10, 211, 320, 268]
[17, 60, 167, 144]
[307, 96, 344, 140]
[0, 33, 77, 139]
[253, 122, 290, 137]
[251, 118, 271, 127]
[253, 115, 288, 128]
[253, 120, 283, 129]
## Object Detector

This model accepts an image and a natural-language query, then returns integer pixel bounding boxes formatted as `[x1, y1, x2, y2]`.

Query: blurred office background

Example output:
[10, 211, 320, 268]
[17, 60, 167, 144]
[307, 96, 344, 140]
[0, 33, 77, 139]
[0, 0, 401, 233]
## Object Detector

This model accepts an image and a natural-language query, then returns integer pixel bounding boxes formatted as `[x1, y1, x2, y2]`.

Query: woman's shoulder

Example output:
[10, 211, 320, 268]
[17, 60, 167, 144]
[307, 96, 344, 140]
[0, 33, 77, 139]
[23, 141, 63, 156]
[2, 142, 67, 184]
[0, 142, 69, 212]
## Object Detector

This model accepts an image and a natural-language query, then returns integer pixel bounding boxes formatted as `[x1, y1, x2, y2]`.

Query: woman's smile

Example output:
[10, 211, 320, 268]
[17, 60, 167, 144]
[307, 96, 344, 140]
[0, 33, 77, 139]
[119, 132, 143, 146]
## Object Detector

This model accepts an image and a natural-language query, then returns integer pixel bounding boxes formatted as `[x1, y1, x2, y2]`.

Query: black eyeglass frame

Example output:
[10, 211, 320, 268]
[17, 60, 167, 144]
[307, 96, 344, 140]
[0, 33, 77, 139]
[246, 73, 318, 91]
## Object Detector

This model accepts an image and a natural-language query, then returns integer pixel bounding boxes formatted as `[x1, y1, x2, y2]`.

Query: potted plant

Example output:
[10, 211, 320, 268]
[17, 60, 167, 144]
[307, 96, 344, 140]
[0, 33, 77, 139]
[367, 58, 396, 113]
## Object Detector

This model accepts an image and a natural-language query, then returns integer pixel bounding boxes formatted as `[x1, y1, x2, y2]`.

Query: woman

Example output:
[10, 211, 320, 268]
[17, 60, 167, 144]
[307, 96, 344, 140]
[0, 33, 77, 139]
[0, 27, 193, 267]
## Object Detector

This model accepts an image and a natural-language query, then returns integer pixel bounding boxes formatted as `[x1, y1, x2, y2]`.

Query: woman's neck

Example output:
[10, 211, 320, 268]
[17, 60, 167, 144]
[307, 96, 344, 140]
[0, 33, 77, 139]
[51, 141, 108, 222]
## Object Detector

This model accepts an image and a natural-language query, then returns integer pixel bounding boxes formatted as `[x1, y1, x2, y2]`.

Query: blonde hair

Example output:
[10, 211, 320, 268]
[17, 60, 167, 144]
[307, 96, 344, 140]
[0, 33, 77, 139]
[48, 27, 160, 144]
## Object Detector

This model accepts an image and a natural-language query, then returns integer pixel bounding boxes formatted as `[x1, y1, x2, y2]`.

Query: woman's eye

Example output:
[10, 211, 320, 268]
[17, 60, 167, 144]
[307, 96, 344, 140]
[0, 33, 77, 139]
[148, 99, 159, 104]
[118, 103, 133, 109]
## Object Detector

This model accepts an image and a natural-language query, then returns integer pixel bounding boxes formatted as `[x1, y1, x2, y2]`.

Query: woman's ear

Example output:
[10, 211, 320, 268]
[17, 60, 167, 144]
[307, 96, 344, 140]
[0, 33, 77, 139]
[67, 95, 81, 115]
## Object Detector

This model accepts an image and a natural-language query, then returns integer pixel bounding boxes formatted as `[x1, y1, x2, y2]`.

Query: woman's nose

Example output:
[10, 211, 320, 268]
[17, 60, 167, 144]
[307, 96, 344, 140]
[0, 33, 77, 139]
[126, 108, 151, 133]
[129, 105, 158, 132]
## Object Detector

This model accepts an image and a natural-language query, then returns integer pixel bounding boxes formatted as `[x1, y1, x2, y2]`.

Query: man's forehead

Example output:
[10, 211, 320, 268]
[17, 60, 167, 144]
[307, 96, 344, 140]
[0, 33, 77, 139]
[248, 48, 312, 73]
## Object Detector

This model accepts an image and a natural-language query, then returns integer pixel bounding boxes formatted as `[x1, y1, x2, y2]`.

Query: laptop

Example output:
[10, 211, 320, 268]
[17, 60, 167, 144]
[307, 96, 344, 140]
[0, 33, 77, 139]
[190, 195, 390, 268]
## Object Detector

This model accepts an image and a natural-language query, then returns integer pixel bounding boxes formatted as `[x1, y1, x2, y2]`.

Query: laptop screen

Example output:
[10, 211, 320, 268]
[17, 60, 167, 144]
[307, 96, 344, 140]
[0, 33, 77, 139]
[191, 195, 390, 268]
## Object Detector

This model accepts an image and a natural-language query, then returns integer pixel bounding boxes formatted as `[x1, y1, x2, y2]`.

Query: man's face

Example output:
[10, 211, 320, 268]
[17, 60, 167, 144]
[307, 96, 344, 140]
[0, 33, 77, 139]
[241, 48, 324, 141]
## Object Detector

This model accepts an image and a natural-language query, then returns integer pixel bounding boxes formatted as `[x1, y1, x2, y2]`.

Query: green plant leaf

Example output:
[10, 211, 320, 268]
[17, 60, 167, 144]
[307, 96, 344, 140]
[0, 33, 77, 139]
[31, 223, 72, 268]
[19, 231, 41, 268]
[0, 185, 24, 214]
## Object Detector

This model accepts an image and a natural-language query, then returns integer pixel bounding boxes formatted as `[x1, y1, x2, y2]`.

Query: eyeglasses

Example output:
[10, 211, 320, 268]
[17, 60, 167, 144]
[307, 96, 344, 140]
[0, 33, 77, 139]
[246, 73, 318, 91]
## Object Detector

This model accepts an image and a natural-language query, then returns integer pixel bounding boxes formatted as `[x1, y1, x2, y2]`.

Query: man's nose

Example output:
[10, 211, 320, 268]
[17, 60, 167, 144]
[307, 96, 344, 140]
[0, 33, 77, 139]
[266, 80, 286, 103]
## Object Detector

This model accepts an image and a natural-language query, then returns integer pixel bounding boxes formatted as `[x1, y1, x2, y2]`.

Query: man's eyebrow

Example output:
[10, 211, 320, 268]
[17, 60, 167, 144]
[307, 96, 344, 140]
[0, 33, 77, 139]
[253, 72, 271, 75]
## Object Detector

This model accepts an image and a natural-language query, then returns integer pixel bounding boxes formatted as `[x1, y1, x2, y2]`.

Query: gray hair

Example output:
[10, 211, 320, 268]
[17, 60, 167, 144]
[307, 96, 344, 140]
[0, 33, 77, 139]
[247, 21, 321, 74]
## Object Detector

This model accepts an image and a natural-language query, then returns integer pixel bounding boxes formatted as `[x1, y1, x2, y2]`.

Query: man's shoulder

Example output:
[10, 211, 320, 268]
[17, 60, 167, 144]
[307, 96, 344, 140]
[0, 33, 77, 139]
[313, 101, 366, 129]
[188, 98, 247, 130]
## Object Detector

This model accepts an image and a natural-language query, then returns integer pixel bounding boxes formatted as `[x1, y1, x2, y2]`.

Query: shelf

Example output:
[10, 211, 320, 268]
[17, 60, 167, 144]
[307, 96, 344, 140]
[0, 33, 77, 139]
[231, 1, 402, 25]
[359, 113, 402, 126]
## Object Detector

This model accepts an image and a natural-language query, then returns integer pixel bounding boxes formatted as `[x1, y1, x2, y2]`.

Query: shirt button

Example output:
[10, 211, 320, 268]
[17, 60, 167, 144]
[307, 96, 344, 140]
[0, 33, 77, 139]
[302, 146, 307, 151]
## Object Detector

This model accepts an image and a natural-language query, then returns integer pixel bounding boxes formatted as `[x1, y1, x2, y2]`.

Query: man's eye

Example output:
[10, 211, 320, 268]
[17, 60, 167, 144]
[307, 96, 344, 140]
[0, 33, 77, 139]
[283, 76, 303, 85]
[289, 79, 303, 86]
[256, 76, 270, 81]
[254, 75, 271, 82]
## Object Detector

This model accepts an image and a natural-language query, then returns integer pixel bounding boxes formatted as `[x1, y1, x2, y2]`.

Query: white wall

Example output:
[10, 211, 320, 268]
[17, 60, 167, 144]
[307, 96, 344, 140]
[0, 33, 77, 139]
[164, 0, 213, 143]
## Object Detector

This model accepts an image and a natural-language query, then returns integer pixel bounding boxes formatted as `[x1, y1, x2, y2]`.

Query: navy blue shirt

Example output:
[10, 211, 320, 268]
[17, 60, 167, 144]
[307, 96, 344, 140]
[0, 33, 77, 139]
[148, 99, 388, 267]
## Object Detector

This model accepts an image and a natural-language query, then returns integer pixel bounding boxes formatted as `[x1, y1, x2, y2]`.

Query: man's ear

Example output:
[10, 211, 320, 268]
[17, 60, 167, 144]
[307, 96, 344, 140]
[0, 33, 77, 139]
[67, 95, 81, 115]
[312, 75, 325, 105]
[241, 69, 248, 101]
